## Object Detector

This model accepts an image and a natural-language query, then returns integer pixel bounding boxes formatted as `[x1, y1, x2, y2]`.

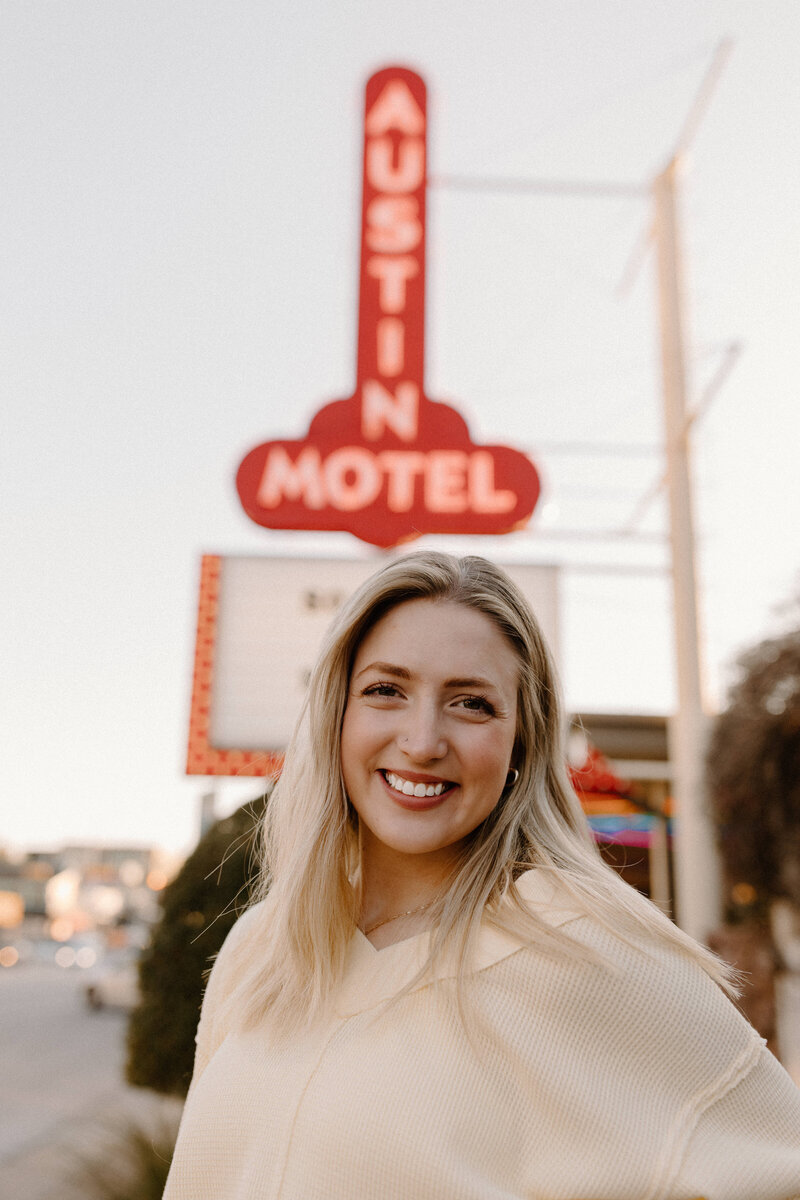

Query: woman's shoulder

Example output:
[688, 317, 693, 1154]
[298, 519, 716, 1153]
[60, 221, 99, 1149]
[191, 896, 276, 1073]
[203, 895, 276, 993]
[225, 895, 273, 943]
[505, 869, 758, 1052]
[511, 867, 587, 928]
[511, 866, 718, 974]
[220, 892, 274, 953]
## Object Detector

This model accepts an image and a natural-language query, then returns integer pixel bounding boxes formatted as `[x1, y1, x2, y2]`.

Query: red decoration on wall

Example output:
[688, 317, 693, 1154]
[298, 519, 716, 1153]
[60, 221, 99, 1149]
[569, 746, 632, 800]
[236, 66, 540, 549]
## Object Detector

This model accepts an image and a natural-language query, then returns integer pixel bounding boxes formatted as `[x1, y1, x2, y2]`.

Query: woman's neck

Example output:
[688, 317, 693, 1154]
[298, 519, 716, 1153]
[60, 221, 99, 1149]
[357, 835, 458, 934]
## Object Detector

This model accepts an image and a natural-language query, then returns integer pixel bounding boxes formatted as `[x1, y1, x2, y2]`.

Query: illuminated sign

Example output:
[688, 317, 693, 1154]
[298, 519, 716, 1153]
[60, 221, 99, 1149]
[236, 66, 540, 549]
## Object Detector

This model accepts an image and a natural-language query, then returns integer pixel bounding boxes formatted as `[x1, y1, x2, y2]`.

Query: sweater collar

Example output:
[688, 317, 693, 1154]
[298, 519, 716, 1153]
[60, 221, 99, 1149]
[335, 868, 583, 1017]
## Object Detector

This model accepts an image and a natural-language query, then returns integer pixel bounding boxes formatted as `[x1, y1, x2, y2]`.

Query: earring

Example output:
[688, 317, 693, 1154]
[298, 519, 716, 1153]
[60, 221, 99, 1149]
[505, 767, 519, 788]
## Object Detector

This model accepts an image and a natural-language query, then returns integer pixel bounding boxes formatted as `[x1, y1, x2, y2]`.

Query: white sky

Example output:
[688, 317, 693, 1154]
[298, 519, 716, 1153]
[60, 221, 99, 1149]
[3, 1, 799, 855]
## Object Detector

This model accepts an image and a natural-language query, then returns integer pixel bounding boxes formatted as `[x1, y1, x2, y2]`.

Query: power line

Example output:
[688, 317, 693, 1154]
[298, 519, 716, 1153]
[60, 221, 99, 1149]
[430, 174, 646, 199]
[529, 441, 658, 457]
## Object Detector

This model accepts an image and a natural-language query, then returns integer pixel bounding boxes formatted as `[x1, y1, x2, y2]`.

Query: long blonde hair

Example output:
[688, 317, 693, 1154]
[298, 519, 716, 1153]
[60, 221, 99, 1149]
[225, 552, 734, 1032]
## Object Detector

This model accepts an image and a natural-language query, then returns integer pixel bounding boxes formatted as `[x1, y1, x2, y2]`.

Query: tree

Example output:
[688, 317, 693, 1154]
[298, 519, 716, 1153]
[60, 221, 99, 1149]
[706, 626, 800, 924]
[705, 625, 800, 1050]
[126, 793, 268, 1097]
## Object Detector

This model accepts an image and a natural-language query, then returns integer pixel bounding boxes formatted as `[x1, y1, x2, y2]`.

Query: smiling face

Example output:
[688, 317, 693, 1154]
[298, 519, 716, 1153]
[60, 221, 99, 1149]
[341, 598, 519, 878]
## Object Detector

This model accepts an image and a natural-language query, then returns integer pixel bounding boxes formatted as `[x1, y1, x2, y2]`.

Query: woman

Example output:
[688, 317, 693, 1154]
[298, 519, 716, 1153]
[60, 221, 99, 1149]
[164, 552, 800, 1199]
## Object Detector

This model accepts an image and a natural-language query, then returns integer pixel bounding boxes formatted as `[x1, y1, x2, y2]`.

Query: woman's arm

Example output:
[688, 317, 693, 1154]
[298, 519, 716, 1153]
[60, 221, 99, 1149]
[673, 1044, 800, 1200]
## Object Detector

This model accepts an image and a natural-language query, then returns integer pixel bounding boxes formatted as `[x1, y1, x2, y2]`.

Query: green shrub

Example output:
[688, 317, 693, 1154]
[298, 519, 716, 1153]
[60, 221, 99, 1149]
[126, 793, 268, 1096]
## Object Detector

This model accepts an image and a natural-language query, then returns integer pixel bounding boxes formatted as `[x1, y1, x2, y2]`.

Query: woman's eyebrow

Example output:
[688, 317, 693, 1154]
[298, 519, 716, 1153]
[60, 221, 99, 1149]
[444, 676, 496, 690]
[354, 661, 411, 680]
[354, 663, 498, 692]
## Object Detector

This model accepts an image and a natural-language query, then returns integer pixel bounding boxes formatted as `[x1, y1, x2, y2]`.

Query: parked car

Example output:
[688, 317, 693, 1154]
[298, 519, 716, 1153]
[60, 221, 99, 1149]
[85, 947, 140, 1010]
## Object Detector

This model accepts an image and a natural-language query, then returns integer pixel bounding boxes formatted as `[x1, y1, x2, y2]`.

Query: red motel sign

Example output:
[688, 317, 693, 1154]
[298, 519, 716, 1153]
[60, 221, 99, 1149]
[236, 66, 540, 549]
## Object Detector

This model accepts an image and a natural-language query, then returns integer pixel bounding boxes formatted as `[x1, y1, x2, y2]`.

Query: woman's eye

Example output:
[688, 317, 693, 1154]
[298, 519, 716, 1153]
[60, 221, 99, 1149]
[362, 681, 401, 699]
[457, 695, 495, 716]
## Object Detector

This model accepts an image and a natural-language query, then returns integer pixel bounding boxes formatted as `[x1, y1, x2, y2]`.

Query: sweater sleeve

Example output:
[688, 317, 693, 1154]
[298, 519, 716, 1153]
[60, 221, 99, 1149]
[673, 1042, 800, 1200]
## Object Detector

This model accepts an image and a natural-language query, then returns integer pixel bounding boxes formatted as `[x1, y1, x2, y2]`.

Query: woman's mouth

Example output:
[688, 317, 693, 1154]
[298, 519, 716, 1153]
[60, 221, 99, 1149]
[379, 770, 456, 807]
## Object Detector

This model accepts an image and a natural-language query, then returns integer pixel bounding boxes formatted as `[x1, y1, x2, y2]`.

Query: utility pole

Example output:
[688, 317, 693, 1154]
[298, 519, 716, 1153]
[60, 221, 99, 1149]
[433, 40, 733, 940]
[198, 789, 217, 839]
[653, 159, 723, 940]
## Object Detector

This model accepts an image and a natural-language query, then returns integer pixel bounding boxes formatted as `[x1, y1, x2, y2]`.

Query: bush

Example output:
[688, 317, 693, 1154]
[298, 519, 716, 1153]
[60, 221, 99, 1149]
[706, 627, 800, 922]
[70, 1110, 183, 1200]
[126, 793, 268, 1097]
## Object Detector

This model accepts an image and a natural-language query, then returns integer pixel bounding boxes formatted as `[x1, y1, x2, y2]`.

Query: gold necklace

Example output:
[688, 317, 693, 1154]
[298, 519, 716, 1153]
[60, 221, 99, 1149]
[362, 901, 433, 936]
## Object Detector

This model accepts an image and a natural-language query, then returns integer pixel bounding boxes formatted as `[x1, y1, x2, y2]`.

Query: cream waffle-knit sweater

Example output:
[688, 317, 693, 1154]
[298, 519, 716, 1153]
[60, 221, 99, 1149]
[163, 870, 800, 1199]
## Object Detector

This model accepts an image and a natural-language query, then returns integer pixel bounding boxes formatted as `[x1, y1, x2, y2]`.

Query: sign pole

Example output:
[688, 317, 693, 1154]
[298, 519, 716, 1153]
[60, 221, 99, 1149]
[653, 158, 723, 941]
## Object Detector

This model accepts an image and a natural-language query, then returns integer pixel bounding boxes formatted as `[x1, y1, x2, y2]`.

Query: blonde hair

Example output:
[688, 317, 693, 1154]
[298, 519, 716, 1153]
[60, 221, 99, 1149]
[225, 552, 735, 1032]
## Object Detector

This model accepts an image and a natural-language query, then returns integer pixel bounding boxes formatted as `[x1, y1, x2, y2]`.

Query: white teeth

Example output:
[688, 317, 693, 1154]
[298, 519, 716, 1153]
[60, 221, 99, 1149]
[385, 772, 448, 798]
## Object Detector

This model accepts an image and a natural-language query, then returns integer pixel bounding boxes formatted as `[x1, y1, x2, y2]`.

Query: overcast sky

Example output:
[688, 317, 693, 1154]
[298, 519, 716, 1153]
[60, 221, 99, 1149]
[4, 1, 799, 855]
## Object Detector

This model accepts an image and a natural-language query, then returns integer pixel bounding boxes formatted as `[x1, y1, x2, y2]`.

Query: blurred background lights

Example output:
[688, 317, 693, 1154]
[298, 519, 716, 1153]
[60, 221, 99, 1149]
[0, 945, 20, 968]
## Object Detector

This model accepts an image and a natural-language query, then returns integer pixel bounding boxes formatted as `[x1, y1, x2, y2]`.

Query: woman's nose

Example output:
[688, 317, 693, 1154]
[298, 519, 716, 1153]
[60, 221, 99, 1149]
[399, 704, 447, 761]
